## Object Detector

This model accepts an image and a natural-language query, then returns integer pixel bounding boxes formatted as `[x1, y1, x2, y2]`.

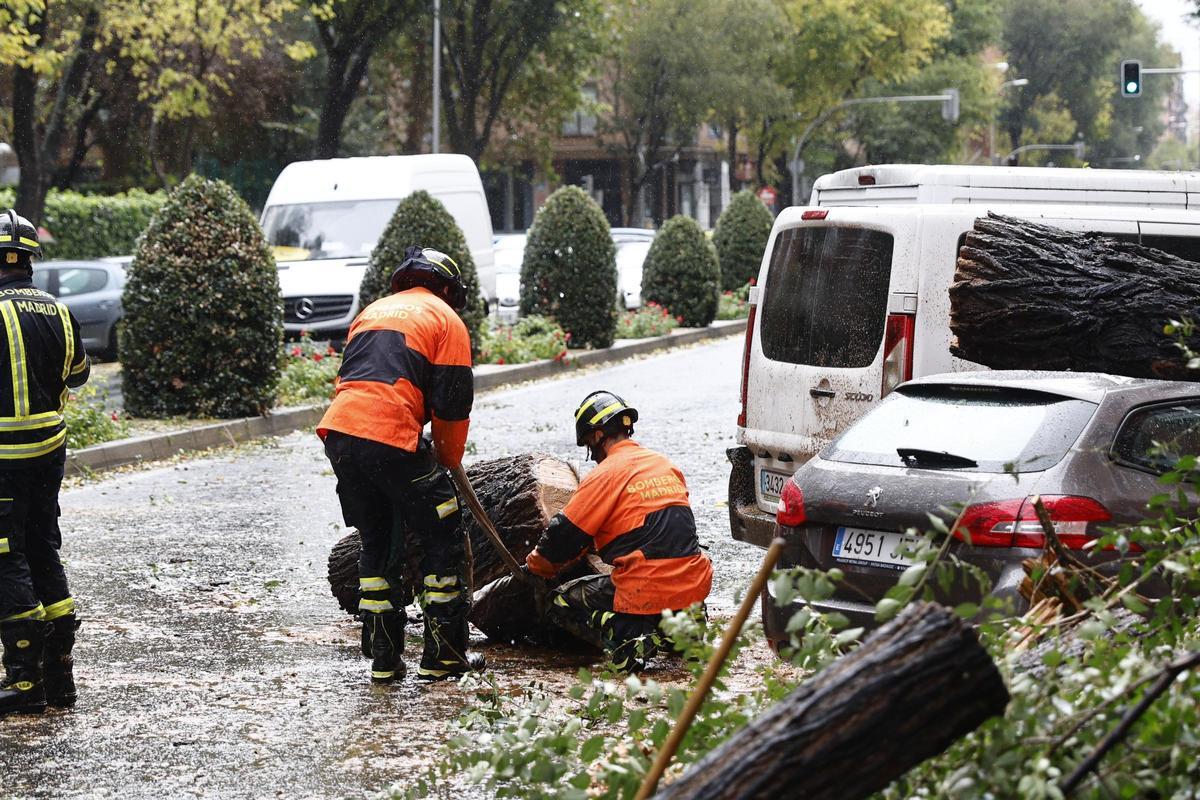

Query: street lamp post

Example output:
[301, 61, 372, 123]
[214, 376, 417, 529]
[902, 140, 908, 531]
[432, 0, 441, 154]
[990, 78, 1029, 165]
[1005, 141, 1086, 164]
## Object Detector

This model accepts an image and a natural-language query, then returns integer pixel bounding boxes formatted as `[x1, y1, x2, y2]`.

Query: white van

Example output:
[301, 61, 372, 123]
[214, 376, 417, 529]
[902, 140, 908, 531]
[261, 154, 495, 339]
[729, 165, 1200, 549]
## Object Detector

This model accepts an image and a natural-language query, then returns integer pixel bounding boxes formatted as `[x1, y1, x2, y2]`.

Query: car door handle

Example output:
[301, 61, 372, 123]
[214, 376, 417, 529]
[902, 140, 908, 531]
[809, 387, 836, 399]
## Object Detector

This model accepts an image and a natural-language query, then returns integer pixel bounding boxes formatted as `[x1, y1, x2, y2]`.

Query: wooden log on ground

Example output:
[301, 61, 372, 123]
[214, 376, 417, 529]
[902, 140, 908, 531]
[326, 452, 580, 617]
[950, 213, 1200, 379]
[653, 602, 1009, 800]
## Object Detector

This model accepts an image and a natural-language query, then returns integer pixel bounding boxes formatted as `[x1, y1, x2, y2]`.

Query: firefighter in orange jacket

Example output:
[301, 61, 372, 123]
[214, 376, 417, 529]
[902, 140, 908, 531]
[525, 390, 713, 670]
[318, 246, 483, 683]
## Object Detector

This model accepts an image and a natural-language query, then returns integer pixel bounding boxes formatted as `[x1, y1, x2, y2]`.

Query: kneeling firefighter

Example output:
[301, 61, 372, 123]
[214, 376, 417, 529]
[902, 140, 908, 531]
[525, 391, 713, 670]
[0, 210, 90, 715]
[318, 246, 484, 683]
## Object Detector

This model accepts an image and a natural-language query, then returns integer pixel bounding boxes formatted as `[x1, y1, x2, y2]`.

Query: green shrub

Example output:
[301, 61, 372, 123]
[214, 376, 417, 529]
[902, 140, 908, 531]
[478, 315, 570, 365]
[713, 190, 773, 291]
[716, 284, 751, 320]
[121, 175, 283, 418]
[276, 337, 341, 406]
[641, 215, 720, 327]
[520, 186, 618, 349]
[0, 188, 166, 259]
[615, 302, 679, 338]
[358, 191, 484, 354]
[65, 386, 129, 449]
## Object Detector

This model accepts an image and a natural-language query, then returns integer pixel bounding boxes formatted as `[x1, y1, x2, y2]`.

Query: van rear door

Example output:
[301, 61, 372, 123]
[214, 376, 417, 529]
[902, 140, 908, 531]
[742, 208, 919, 513]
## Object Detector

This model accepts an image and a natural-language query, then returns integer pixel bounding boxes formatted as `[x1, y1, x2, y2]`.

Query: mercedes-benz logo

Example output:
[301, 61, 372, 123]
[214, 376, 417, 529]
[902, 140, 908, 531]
[866, 486, 882, 508]
[294, 297, 315, 320]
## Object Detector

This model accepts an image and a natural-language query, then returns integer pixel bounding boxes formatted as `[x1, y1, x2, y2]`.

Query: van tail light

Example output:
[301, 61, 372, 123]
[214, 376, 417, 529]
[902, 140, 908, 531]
[801, 209, 828, 220]
[737, 283, 757, 428]
[776, 479, 806, 526]
[881, 313, 915, 397]
[954, 495, 1112, 549]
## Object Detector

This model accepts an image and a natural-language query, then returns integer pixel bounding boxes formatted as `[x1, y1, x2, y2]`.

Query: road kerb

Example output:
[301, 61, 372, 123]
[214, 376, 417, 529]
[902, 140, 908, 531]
[66, 318, 747, 476]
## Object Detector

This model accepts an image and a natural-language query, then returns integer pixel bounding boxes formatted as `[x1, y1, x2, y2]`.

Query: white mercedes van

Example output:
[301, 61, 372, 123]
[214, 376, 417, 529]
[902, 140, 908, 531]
[729, 165, 1200, 550]
[261, 154, 495, 339]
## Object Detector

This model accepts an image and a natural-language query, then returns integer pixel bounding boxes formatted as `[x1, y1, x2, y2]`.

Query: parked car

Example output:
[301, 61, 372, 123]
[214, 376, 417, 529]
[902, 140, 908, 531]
[261, 154, 495, 340]
[730, 166, 1200, 555]
[491, 233, 525, 323]
[615, 239, 651, 309]
[32, 259, 126, 359]
[762, 370, 1200, 648]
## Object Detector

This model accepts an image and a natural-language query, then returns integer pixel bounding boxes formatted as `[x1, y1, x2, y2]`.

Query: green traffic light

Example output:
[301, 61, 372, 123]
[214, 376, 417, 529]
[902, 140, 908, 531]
[1126, 81, 1139, 94]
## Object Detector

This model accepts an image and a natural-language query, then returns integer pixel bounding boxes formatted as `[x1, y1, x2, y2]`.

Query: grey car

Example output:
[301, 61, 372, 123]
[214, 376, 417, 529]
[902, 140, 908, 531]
[32, 259, 127, 359]
[765, 370, 1200, 647]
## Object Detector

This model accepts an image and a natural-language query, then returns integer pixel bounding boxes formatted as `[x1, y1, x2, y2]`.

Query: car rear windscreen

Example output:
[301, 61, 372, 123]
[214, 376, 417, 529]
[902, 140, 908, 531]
[822, 386, 1098, 473]
[759, 226, 894, 367]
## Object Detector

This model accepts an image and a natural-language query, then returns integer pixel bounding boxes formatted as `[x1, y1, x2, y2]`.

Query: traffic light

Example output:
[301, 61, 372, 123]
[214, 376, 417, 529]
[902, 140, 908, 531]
[941, 88, 960, 123]
[1121, 60, 1142, 97]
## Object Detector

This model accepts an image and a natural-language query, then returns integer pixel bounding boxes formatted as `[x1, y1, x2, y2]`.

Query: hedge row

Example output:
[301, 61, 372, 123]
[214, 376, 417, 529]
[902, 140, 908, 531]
[0, 188, 166, 260]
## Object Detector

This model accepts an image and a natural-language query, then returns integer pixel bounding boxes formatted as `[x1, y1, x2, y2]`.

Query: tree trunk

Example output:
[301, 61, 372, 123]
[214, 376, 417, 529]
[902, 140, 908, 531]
[950, 213, 1200, 379]
[326, 453, 579, 615]
[654, 603, 1009, 800]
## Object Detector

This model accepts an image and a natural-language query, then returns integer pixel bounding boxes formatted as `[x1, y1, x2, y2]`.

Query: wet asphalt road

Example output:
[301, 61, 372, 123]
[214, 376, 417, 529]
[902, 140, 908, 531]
[0, 336, 761, 799]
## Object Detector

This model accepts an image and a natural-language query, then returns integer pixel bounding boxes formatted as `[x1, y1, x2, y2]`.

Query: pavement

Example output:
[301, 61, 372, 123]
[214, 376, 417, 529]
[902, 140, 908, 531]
[0, 336, 766, 800]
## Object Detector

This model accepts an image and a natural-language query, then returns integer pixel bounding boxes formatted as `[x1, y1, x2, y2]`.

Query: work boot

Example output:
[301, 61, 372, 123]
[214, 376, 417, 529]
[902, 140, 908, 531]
[416, 611, 485, 682]
[0, 619, 47, 716]
[365, 612, 406, 683]
[43, 614, 80, 708]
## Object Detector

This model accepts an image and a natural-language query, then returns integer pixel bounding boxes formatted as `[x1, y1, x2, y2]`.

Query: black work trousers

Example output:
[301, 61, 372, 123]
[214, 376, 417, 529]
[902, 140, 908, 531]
[548, 574, 664, 669]
[0, 448, 71, 622]
[323, 432, 470, 665]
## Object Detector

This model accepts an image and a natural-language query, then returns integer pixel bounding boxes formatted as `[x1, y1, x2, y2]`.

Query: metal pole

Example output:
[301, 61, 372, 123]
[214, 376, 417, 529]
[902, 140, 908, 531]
[789, 93, 956, 206]
[432, 0, 441, 154]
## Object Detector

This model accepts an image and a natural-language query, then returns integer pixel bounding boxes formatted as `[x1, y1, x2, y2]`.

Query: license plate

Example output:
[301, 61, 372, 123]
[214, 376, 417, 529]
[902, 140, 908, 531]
[832, 527, 919, 570]
[759, 468, 790, 501]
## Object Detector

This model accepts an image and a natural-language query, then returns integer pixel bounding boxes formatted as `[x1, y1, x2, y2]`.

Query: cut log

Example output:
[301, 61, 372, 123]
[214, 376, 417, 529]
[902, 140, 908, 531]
[653, 603, 1009, 800]
[327, 452, 581, 619]
[950, 213, 1200, 379]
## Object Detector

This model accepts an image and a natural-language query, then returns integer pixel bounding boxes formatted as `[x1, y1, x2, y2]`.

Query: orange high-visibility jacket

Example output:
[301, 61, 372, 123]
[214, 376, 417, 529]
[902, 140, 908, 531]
[317, 287, 472, 467]
[527, 439, 712, 615]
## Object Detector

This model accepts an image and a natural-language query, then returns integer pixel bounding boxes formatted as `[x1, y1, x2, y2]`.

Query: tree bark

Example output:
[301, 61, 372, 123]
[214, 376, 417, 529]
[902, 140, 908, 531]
[326, 453, 579, 615]
[654, 603, 1009, 800]
[950, 213, 1200, 379]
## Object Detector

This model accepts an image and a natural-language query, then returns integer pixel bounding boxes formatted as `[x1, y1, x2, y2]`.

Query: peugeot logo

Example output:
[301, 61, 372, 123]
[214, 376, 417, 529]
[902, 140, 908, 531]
[866, 486, 882, 508]
[294, 297, 315, 320]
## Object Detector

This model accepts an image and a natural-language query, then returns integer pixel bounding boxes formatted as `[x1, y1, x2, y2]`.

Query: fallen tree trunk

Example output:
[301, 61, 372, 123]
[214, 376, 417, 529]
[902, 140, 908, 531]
[950, 213, 1200, 379]
[654, 602, 1009, 800]
[327, 452, 580, 616]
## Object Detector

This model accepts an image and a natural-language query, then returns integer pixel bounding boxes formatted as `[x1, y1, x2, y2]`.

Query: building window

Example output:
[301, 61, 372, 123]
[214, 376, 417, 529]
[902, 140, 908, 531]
[562, 85, 598, 137]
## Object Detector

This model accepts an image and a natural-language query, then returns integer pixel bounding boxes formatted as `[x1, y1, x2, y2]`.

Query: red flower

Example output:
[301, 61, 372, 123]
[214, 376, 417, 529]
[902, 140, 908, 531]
[313, 353, 324, 362]
[110, 412, 119, 421]
[497, 357, 506, 365]
[291, 347, 302, 357]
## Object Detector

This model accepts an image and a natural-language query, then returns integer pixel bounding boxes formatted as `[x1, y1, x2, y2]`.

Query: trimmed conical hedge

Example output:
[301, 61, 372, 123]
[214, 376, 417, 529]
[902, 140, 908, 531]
[641, 215, 720, 327]
[520, 186, 617, 349]
[713, 190, 773, 290]
[359, 191, 484, 353]
[121, 175, 282, 418]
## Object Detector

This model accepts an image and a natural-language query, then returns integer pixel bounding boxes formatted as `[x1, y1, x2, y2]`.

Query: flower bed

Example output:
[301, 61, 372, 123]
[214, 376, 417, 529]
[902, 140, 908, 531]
[65, 386, 129, 449]
[615, 302, 680, 339]
[716, 283, 751, 320]
[277, 337, 341, 406]
[479, 315, 570, 365]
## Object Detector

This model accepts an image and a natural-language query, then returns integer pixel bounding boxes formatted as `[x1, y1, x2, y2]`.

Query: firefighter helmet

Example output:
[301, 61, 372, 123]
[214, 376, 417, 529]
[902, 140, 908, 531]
[389, 245, 468, 311]
[0, 209, 41, 268]
[574, 390, 638, 446]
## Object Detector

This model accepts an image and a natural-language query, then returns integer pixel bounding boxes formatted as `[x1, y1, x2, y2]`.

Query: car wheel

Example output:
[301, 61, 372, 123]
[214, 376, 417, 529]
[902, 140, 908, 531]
[104, 321, 121, 362]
